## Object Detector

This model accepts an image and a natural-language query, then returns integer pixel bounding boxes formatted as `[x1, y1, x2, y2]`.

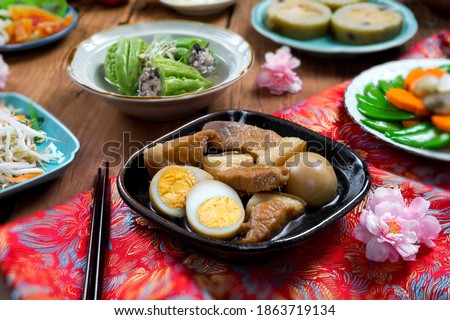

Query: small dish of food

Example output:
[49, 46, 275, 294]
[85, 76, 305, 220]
[251, 0, 418, 56]
[0, 92, 80, 199]
[0, 1, 78, 52]
[159, 0, 236, 16]
[67, 21, 253, 120]
[117, 110, 371, 259]
[345, 58, 450, 162]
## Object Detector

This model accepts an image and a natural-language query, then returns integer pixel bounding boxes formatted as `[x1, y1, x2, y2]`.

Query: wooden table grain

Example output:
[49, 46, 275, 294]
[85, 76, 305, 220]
[0, 0, 448, 223]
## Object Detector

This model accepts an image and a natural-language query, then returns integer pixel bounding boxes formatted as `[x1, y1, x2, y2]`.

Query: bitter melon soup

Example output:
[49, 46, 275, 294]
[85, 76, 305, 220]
[103, 36, 217, 97]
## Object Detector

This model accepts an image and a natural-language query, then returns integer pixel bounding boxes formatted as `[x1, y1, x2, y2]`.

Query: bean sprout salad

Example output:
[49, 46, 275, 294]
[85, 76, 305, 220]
[0, 104, 57, 190]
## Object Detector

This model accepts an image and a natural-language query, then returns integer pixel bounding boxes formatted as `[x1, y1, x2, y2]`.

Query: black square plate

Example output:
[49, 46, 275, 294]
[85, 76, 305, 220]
[117, 110, 371, 259]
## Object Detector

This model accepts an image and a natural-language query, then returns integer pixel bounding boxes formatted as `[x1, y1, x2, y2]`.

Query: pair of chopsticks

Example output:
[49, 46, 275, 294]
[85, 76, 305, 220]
[83, 162, 110, 300]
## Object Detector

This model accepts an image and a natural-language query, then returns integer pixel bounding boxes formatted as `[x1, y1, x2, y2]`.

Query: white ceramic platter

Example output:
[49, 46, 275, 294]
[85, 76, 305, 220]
[345, 58, 450, 162]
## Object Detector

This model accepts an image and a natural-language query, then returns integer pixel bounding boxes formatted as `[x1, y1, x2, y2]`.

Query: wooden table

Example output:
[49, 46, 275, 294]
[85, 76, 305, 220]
[0, 0, 448, 222]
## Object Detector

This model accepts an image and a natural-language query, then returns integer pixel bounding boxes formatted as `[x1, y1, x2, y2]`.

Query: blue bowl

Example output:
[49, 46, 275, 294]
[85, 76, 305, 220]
[0, 6, 78, 52]
[0, 92, 80, 199]
[251, 0, 418, 57]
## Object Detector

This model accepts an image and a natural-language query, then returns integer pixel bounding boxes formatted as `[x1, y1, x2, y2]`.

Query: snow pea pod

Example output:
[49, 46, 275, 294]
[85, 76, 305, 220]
[356, 94, 397, 109]
[357, 102, 417, 121]
[390, 127, 440, 148]
[364, 83, 386, 102]
[439, 64, 450, 73]
[361, 119, 403, 133]
[385, 122, 433, 138]
[391, 75, 405, 89]
[377, 80, 393, 94]
[422, 132, 450, 149]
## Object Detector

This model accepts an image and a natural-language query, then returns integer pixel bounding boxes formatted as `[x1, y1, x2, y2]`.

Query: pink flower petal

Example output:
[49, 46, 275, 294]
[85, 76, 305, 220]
[374, 201, 404, 218]
[353, 186, 441, 263]
[256, 46, 302, 95]
[354, 224, 372, 244]
[418, 215, 441, 247]
[0, 54, 9, 90]
[406, 197, 430, 219]
[366, 237, 394, 262]
[365, 213, 381, 236]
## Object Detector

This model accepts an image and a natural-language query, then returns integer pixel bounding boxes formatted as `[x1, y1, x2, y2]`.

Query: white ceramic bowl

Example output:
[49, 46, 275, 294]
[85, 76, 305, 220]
[159, 0, 236, 16]
[67, 21, 253, 120]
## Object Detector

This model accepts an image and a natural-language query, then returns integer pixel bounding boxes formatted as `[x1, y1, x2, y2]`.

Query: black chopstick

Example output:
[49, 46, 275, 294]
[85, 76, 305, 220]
[83, 162, 110, 300]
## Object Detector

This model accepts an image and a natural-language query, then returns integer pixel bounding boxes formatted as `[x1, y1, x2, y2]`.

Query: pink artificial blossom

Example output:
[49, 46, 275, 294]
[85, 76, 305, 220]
[0, 54, 9, 90]
[354, 187, 441, 262]
[256, 46, 302, 95]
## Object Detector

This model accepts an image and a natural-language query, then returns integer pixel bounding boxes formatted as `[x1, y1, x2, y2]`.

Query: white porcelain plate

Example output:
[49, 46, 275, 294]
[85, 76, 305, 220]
[67, 21, 253, 120]
[345, 58, 450, 162]
[159, 0, 235, 16]
[251, 0, 418, 57]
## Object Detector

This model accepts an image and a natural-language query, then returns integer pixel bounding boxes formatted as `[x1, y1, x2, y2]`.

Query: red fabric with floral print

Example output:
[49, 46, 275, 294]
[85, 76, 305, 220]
[0, 32, 449, 300]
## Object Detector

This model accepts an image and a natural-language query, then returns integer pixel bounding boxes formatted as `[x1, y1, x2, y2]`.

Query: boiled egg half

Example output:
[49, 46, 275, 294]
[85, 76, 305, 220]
[149, 165, 213, 218]
[186, 180, 245, 240]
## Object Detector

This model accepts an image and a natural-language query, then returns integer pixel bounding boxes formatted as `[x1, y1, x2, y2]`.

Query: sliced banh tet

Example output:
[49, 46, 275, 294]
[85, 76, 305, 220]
[265, 0, 332, 40]
[331, 2, 403, 45]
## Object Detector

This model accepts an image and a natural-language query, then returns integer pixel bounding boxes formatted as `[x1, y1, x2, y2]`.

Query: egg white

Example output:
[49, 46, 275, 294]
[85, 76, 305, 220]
[149, 165, 213, 218]
[186, 180, 245, 240]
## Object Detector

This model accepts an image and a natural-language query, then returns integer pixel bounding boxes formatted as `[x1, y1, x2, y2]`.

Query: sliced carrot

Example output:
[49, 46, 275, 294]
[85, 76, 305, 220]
[386, 88, 430, 116]
[5, 172, 42, 183]
[402, 119, 421, 128]
[404, 68, 446, 91]
[431, 114, 450, 133]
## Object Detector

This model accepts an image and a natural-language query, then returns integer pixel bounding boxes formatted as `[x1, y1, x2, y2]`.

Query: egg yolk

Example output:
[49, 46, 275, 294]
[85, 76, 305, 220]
[158, 167, 197, 209]
[197, 197, 241, 229]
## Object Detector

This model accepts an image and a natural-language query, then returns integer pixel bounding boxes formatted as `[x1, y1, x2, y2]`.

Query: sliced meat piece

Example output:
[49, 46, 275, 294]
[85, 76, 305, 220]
[212, 166, 289, 195]
[240, 192, 306, 244]
[257, 137, 307, 167]
[202, 121, 282, 157]
[143, 129, 221, 176]
[202, 152, 255, 177]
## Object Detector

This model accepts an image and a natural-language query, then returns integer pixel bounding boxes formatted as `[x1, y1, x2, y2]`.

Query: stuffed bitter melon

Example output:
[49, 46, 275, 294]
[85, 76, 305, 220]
[315, 0, 367, 11]
[331, 2, 403, 45]
[265, 0, 332, 40]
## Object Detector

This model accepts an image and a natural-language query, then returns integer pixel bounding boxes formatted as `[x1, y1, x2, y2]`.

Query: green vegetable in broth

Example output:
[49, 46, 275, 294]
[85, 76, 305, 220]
[104, 35, 215, 97]
[151, 57, 212, 96]
[104, 37, 148, 96]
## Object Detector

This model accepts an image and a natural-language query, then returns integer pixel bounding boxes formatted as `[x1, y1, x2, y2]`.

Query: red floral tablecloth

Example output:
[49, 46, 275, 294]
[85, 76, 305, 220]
[0, 32, 449, 300]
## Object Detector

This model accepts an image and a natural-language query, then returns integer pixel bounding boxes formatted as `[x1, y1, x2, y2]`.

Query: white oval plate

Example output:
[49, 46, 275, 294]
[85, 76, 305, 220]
[251, 0, 418, 57]
[67, 21, 254, 120]
[345, 58, 450, 162]
[159, 0, 235, 16]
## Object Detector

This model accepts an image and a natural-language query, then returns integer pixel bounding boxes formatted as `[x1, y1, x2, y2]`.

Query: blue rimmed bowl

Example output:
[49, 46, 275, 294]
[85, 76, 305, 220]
[0, 92, 80, 199]
[0, 6, 78, 53]
[251, 0, 418, 57]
